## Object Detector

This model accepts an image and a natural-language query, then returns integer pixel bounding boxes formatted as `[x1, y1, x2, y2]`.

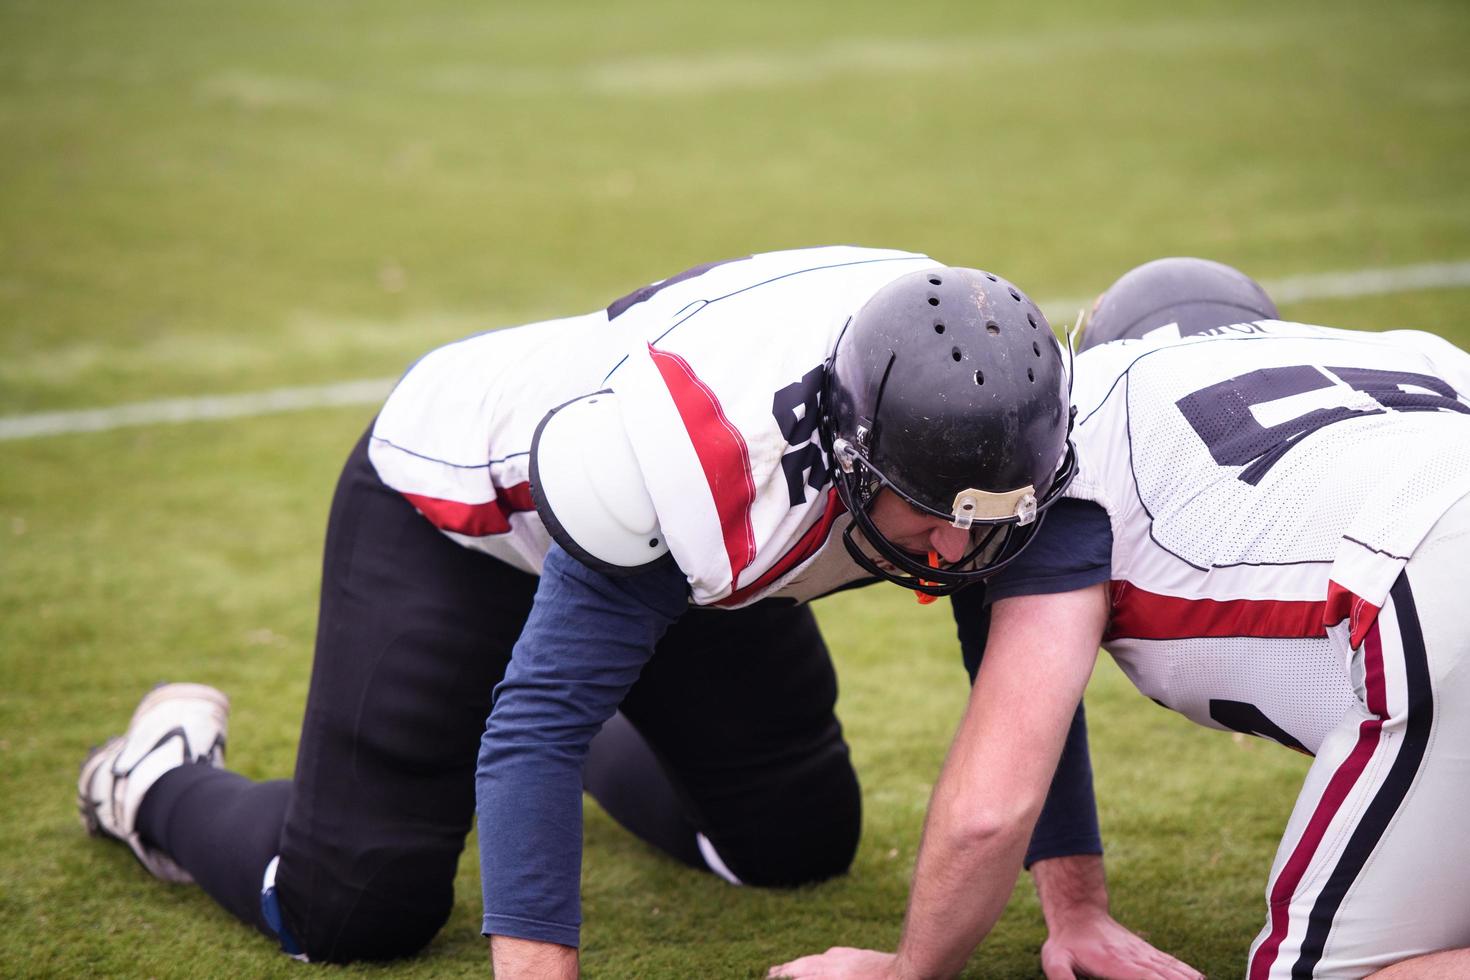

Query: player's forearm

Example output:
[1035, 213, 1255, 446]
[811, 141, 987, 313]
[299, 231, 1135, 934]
[894, 792, 1034, 979]
[892, 691, 1045, 979]
[893, 589, 1108, 979]
[490, 935, 578, 979]
[1031, 853, 1110, 931]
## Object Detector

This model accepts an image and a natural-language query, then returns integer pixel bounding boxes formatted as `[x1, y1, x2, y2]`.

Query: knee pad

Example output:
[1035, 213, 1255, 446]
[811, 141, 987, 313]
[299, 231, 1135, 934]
[276, 851, 456, 963]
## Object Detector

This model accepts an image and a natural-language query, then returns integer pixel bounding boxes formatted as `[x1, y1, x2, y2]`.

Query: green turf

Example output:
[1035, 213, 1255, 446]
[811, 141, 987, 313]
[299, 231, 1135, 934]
[2, 0, 1468, 976]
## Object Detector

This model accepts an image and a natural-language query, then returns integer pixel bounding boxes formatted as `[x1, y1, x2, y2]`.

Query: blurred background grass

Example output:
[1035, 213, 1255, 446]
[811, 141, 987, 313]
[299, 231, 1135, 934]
[2, 0, 1468, 976]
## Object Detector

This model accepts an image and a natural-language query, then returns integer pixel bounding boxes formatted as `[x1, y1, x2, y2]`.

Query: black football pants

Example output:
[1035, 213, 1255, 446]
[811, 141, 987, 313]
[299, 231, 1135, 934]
[138, 431, 860, 962]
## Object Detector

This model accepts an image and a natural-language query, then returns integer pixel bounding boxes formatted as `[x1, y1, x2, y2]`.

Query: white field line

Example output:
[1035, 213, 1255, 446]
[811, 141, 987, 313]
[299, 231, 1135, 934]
[415, 20, 1293, 99]
[0, 378, 396, 441]
[3, 259, 1470, 443]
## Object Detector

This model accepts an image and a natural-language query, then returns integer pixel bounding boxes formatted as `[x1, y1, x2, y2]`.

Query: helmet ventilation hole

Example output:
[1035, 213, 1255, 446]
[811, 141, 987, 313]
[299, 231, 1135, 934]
[928, 296, 940, 307]
[1008, 287, 1022, 302]
[986, 321, 1000, 335]
[1027, 313, 1037, 328]
[649, 538, 660, 548]
[934, 322, 945, 334]
[1033, 341, 1041, 357]
[974, 370, 984, 385]
[951, 347, 962, 362]
[985, 274, 998, 282]
[928, 276, 942, 285]
[1027, 367, 1035, 382]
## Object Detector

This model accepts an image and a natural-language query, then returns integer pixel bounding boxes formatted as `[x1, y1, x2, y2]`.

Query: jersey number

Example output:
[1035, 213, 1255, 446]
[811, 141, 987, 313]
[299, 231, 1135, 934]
[1176, 364, 1468, 485]
[772, 365, 830, 506]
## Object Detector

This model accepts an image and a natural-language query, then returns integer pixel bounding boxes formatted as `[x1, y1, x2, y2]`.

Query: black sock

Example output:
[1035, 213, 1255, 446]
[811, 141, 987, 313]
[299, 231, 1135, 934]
[136, 763, 291, 935]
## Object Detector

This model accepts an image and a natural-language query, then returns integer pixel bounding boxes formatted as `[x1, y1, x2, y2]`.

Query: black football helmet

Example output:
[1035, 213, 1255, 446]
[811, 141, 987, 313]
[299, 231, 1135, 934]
[1081, 256, 1278, 350]
[821, 267, 1077, 595]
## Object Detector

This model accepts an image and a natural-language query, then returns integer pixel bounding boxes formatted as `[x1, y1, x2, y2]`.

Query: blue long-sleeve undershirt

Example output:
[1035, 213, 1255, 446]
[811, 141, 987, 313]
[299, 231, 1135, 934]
[477, 544, 687, 947]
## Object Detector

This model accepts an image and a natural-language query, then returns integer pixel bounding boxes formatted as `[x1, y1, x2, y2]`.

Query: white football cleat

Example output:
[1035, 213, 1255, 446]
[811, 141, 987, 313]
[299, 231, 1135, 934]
[78, 683, 230, 883]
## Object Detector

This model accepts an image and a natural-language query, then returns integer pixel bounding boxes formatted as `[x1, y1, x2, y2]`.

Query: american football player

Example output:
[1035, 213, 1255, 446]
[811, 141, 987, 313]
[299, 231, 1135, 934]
[771, 257, 1470, 979]
[77, 247, 1193, 979]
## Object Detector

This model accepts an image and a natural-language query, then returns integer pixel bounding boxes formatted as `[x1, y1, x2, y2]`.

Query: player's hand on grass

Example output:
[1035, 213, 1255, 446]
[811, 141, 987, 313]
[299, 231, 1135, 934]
[1040, 912, 1203, 980]
[767, 946, 898, 979]
[1031, 855, 1202, 980]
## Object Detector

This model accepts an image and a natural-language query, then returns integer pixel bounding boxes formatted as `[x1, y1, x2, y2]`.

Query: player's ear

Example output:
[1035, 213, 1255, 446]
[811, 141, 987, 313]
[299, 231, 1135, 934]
[529, 390, 674, 576]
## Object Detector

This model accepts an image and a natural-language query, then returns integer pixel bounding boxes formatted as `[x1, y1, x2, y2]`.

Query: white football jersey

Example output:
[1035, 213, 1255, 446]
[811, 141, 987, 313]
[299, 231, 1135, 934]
[368, 246, 944, 607]
[1068, 321, 1470, 752]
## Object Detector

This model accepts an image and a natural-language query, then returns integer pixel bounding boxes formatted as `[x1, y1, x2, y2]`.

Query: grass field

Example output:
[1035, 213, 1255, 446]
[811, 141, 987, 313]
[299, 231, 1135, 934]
[3, 0, 1470, 976]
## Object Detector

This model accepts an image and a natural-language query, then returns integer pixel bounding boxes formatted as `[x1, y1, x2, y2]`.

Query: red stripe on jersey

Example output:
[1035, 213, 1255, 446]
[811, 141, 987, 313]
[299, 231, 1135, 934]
[1106, 582, 1327, 641]
[1323, 580, 1383, 650]
[647, 344, 758, 588]
[401, 482, 535, 537]
[1248, 619, 1388, 980]
[716, 487, 847, 608]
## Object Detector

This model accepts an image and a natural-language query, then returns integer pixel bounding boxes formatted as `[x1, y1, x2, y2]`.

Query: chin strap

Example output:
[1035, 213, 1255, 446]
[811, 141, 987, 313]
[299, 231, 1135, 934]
[915, 550, 941, 605]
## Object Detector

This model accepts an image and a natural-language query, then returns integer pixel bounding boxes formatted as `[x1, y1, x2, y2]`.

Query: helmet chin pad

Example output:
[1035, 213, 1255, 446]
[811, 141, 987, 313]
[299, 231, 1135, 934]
[841, 517, 1025, 596]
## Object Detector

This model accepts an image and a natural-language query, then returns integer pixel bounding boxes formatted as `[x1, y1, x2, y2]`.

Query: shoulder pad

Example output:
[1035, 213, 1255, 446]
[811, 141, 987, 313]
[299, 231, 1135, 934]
[530, 391, 674, 576]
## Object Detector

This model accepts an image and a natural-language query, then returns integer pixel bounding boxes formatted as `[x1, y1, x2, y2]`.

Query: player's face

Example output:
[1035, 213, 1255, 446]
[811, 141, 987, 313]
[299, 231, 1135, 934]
[865, 489, 972, 564]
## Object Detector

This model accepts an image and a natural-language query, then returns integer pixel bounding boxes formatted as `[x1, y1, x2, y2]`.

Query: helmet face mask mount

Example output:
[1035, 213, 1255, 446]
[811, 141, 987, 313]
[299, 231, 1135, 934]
[832, 435, 1042, 528]
[820, 267, 1078, 595]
